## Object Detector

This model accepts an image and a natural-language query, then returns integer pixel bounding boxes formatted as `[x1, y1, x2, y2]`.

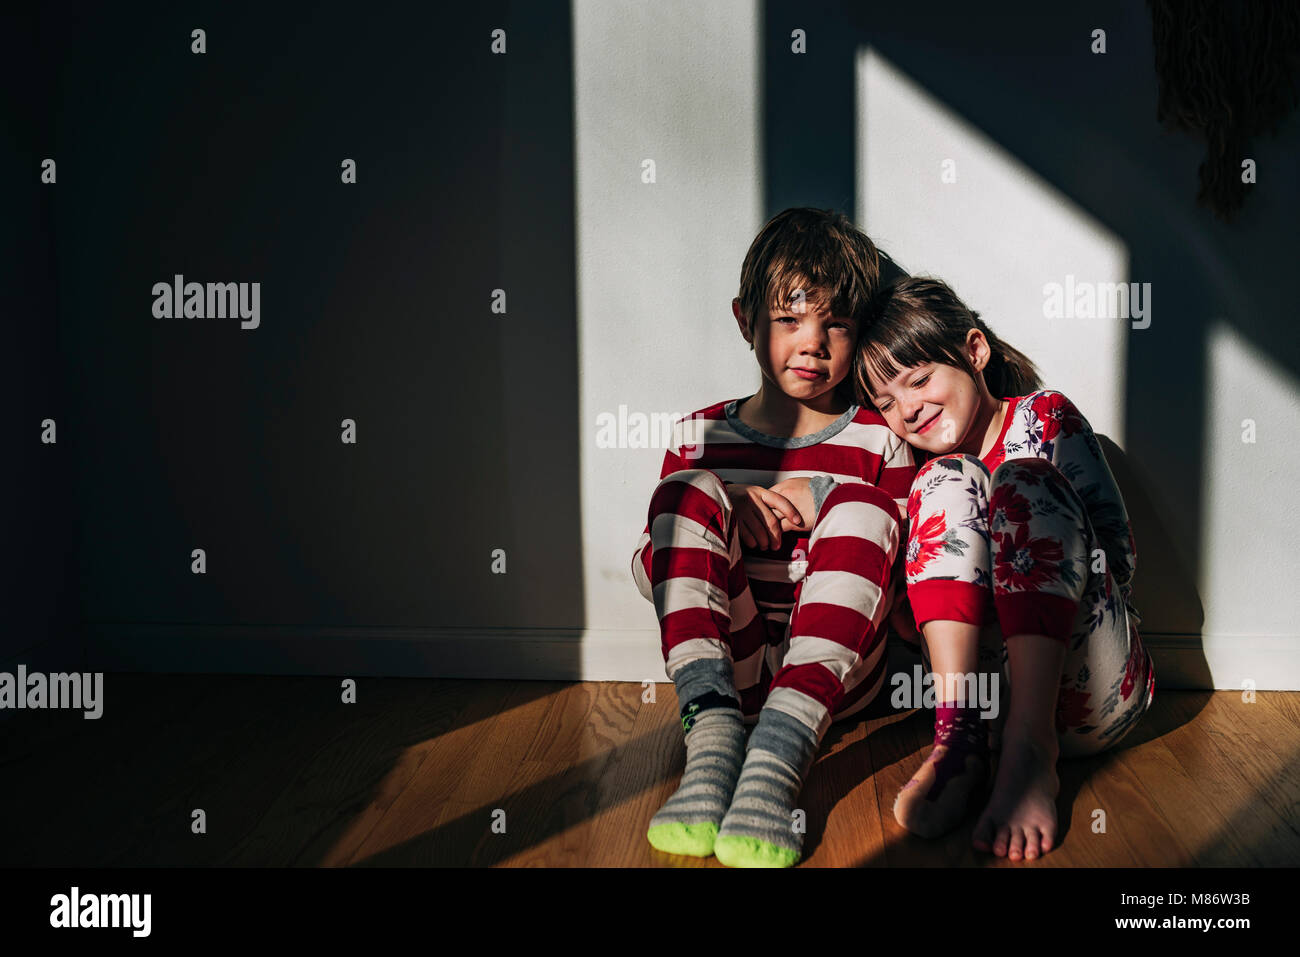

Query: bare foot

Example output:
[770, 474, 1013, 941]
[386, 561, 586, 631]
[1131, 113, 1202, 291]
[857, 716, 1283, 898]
[971, 728, 1060, 861]
[894, 743, 989, 839]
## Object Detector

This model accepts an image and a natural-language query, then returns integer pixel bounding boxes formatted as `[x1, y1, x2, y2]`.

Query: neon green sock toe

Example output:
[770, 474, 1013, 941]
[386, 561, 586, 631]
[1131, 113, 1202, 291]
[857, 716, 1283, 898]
[646, 820, 719, 857]
[645, 707, 745, 859]
[712, 833, 800, 868]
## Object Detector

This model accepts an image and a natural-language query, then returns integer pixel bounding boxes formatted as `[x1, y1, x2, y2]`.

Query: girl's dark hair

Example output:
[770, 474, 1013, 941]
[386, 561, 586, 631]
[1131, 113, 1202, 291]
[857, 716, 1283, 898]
[853, 276, 1042, 406]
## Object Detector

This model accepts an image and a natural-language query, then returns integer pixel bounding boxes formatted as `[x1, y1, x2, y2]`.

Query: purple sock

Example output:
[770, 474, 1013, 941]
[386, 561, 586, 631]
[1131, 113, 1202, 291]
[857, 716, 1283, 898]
[923, 703, 989, 800]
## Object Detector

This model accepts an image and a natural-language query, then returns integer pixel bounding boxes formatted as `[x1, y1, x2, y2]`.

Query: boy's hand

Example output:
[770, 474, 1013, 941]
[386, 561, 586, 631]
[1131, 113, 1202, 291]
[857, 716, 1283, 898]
[769, 477, 816, 533]
[726, 483, 801, 550]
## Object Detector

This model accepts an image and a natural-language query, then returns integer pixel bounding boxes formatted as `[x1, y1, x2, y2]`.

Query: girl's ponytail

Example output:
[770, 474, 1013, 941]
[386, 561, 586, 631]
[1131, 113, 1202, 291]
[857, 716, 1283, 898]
[968, 312, 1042, 397]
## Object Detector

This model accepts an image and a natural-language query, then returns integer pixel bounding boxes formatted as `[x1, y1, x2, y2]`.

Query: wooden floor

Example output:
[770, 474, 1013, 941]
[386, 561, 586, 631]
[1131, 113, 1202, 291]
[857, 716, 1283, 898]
[1, 676, 1298, 866]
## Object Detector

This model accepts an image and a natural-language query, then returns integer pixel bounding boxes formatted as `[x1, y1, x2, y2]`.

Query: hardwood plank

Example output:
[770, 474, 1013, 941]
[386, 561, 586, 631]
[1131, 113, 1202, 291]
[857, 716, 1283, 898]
[1256, 691, 1300, 727]
[227, 677, 482, 866]
[1081, 749, 1195, 866]
[627, 683, 717, 868]
[585, 682, 707, 867]
[0, 673, 228, 865]
[496, 681, 640, 867]
[804, 716, 883, 867]
[1192, 693, 1300, 837]
[347, 679, 548, 865]
[1148, 692, 1300, 867]
[1112, 726, 1267, 867]
[1050, 769, 1140, 867]
[2, 676, 1296, 868]
[111, 675, 370, 866]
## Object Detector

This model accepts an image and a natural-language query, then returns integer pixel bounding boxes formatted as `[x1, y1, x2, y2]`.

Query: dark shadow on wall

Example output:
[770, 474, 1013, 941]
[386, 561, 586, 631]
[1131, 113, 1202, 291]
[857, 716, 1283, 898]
[30, 0, 584, 686]
[3, 8, 79, 676]
[1100, 435, 1207, 675]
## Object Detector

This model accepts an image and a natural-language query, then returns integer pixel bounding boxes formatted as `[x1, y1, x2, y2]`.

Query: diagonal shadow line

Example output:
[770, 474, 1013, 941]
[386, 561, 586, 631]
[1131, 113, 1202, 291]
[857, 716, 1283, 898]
[346, 710, 681, 866]
[846, 17, 1300, 379]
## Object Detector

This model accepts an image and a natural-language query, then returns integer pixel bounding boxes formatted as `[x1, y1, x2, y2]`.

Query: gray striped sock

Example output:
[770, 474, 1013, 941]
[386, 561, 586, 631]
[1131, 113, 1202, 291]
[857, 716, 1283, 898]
[714, 706, 821, 867]
[646, 658, 746, 858]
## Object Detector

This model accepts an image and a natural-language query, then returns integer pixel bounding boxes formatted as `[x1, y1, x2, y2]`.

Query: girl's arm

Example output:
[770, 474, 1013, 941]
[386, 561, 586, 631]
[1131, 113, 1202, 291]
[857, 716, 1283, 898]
[1026, 391, 1138, 615]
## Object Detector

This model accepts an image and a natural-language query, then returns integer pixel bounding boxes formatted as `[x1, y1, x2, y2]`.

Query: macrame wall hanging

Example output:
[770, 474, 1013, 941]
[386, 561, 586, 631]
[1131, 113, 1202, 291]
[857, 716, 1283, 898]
[1148, 0, 1300, 221]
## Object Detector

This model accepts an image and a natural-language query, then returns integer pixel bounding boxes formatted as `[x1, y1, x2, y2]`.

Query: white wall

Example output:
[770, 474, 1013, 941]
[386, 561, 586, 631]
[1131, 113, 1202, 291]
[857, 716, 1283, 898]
[574, 0, 762, 676]
[1198, 322, 1300, 688]
[858, 47, 1129, 443]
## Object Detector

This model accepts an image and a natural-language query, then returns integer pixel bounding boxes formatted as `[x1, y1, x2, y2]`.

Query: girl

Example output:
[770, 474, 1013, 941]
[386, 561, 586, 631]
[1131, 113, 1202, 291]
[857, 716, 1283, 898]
[851, 276, 1155, 861]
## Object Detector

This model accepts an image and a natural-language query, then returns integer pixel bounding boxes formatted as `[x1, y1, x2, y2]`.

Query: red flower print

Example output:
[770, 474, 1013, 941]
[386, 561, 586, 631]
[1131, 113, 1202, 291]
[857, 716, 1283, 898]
[1120, 639, 1141, 701]
[993, 523, 1064, 590]
[906, 511, 948, 578]
[1056, 686, 1091, 733]
[1032, 392, 1086, 445]
[989, 484, 1032, 524]
[907, 486, 923, 522]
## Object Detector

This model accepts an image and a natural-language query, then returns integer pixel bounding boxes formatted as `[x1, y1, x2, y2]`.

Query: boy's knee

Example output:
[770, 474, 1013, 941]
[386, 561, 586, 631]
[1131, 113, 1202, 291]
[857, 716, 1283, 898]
[647, 469, 732, 533]
[658, 467, 729, 504]
[817, 481, 899, 531]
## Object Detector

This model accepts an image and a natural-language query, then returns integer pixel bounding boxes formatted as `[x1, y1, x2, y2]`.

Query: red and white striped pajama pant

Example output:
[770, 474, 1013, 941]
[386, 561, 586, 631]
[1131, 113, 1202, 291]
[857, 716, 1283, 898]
[633, 467, 903, 737]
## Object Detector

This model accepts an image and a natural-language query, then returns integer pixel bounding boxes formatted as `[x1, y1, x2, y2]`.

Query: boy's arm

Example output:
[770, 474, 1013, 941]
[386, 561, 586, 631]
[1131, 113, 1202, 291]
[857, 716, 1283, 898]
[806, 427, 917, 526]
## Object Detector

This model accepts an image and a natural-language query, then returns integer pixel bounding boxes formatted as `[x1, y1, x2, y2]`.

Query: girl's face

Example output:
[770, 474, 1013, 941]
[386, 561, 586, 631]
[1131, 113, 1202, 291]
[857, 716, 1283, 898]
[864, 358, 983, 455]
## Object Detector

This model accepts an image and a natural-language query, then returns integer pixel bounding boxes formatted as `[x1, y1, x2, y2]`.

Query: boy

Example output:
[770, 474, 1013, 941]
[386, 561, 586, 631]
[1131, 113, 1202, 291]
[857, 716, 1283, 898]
[631, 208, 918, 867]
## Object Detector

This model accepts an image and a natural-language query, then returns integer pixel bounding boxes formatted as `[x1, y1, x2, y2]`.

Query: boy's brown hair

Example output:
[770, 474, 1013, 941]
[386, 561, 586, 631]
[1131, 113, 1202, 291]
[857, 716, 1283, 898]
[736, 208, 883, 405]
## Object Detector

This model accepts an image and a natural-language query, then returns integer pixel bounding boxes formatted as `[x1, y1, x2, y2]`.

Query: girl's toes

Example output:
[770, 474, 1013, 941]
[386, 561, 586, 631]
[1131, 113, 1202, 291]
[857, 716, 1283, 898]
[1008, 827, 1026, 861]
[971, 813, 994, 851]
[992, 824, 1012, 857]
[1040, 828, 1056, 854]
[1023, 826, 1041, 860]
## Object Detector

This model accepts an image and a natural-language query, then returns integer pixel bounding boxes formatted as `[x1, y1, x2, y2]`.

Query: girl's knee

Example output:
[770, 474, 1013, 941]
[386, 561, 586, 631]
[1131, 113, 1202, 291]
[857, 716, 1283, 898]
[914, 453, 989, 486]
[909, 455, 991, 517]
[991, 456, 1063, 488]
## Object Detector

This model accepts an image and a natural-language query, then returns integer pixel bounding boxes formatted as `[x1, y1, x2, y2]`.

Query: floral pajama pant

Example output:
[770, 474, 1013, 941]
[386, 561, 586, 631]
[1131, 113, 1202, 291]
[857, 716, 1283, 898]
[903, 454, 1155, 758]
[633, 468, 902, 734]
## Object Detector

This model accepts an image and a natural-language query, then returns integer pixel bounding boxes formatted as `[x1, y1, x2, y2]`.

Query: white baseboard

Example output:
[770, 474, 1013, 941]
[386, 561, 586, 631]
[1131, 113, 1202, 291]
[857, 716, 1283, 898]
[1147, 633, 1300, 692]
[59, 623, 1300, 691]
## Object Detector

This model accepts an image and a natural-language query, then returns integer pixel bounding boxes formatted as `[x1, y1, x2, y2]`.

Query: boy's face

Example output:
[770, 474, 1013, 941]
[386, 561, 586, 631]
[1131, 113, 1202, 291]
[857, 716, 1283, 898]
[732, 289, 857, 406]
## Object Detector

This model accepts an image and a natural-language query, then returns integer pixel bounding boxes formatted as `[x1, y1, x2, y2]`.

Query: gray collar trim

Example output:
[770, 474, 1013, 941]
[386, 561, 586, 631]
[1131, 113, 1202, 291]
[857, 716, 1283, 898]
[724, 396, 860, 448]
